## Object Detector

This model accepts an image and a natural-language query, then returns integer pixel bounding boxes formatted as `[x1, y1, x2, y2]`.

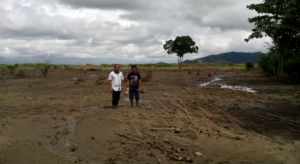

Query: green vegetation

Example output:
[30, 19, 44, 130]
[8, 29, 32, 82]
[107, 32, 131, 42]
[282, 55, 300, 81]
[183, 52, 261, 64]
[163, 36, 199, 70]
[258, 52, 278, 76]
[246, 0, 300, 80]
[0, 63, 247, 71]
[19, 63, 46, 68]
[245, 61, 255, 70]
[6, 63, 19, 74]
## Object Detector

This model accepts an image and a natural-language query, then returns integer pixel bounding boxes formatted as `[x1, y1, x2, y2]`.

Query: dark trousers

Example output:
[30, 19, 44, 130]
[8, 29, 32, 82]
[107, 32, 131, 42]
[112, 90, 121, 106]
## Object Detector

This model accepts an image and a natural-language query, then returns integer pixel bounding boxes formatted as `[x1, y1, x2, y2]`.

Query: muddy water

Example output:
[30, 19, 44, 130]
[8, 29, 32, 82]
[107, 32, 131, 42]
[199, 76, 256, 93]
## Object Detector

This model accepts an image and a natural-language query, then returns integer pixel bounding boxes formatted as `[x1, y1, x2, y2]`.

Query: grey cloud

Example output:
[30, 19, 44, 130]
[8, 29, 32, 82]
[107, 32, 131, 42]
[57, 0, 147, 10]
[0, 0, 268, 65]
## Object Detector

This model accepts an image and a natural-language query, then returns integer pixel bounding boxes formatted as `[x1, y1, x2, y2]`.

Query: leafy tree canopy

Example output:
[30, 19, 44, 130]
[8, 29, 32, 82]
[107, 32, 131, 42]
[163, 36, 198, 69]
[245, 0, 300, 56]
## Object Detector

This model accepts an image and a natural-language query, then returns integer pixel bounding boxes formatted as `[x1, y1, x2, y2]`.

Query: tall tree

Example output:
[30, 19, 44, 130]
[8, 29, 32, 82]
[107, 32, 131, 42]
[245, 0, 300, 75]
[163, 36, 199, 70]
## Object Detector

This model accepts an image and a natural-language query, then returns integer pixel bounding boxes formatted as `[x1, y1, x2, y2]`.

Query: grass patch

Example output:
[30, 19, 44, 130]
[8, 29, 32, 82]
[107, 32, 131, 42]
[208, 88, 219, 94]
[1, 63, 247, 70]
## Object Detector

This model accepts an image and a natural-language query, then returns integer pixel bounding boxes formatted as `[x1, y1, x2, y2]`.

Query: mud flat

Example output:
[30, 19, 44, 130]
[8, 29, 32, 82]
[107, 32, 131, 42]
[0, 67, 299, 163]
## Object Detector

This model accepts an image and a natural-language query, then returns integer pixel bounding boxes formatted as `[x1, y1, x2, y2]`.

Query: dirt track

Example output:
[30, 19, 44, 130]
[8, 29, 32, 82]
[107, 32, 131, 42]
[0, 67, 300, 164]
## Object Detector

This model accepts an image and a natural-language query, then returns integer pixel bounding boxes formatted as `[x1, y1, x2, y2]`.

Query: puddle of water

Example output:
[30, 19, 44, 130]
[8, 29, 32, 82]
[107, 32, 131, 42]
[199, 77, 222, 87]
[219, 84, 256, 93]
[199, 76, 256, 93]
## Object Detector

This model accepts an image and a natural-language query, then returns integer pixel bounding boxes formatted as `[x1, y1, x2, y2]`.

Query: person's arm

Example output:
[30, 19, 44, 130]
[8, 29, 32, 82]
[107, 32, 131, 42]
[108, 73, 113, 93]
[126, 80, 130, 90]
[139, 80, 144, 91]
[109, 81, 113, 93]
[138, 73, 144, 90]
[126, 73, 130, 90]
[121, 73, 124, 92]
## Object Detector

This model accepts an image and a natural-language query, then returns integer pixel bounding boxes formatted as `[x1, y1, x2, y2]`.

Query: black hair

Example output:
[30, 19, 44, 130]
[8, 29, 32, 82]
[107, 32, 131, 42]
[131, 65, 137, 69]
[114, 64, 120, 68]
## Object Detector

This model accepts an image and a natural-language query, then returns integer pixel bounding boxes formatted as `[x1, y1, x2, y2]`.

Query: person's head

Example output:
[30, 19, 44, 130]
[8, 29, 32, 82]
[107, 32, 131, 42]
[131, 65, 137, 73]
[114, 64, 120, 72]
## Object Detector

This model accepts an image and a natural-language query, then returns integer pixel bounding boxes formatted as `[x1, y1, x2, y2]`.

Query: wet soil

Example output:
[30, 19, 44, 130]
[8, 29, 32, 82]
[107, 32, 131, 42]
[0, 67, 299, 164]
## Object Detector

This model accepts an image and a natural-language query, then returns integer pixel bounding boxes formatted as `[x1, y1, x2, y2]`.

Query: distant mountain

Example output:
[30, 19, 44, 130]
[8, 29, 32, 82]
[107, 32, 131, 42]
[183, 52, 262, 64]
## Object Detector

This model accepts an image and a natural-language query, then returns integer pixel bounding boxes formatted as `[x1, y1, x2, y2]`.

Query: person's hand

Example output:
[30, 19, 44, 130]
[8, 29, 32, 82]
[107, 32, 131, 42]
[141, 87, 144, 91]
[110, 88, 113, 93]
[121, 87, 124, 92]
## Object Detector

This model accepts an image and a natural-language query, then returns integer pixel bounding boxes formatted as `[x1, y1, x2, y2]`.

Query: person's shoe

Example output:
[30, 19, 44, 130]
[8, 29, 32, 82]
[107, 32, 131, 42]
[113, 105, 117, 109]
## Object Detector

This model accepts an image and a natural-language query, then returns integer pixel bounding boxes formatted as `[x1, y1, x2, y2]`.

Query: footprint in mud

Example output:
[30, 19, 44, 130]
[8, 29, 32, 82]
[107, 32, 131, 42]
[42, 106, 104, 163]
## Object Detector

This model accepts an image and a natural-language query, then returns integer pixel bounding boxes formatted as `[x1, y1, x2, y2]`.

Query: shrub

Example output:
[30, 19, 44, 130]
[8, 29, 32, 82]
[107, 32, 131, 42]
[6, 64, 19, 75]
[52, 65, 60, 69]
[188, 69, 191, 75]
[258, 53, 278, 75]
[282, 55, 300, 81]
[245, 61, 255, 70]
[141, 70, 152, 82]
[41, 65, 51, 77]
[95, 76, 105, 85]
[196, 70, 200, 76]
[15, 69, 26, 78]
[75, 76, 84, 84]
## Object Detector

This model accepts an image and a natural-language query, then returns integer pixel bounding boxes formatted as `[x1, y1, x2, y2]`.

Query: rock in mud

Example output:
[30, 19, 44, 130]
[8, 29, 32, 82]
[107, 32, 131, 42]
[69, 144, 78, 152]
[174, 128, 181, 133]
[186, 156, 193, 163]
[195, 152, 203, 156]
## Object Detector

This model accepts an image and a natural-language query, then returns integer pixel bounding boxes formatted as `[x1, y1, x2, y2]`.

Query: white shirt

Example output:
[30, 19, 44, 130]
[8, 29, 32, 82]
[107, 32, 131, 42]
[108, 71, 124, 91]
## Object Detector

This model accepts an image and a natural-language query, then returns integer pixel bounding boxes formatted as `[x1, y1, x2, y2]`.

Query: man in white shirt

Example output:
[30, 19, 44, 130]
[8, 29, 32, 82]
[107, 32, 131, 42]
[108, 64, 124, 108]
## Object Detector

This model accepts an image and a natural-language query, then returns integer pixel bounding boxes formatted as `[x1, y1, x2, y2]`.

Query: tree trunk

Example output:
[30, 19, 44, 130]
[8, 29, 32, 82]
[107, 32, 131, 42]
[278, 54, 280, 76]
[179, 57, 184, 70]
[178, 56, 181, 70]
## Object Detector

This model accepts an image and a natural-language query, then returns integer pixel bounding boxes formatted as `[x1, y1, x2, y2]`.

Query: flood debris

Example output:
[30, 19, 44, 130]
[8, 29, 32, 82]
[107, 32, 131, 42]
[95, 75, 105, 85]
[141, 70, 152, 82]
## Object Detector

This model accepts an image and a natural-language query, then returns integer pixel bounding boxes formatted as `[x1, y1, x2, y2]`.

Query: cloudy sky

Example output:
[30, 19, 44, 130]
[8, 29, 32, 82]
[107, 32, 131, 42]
[0, 0, 270, 65]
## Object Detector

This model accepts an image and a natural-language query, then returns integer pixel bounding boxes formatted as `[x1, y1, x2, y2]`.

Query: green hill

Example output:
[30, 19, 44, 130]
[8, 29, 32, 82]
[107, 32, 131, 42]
[183, 52, 262, 64]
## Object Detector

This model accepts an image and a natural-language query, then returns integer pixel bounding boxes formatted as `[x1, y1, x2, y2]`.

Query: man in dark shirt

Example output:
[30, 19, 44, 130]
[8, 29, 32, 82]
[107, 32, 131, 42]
[126, 65, 144, 107]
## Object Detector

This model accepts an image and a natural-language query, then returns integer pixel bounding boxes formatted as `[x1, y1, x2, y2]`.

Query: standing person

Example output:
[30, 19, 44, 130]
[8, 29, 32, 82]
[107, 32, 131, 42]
[108, 64, 124, 108]
[126, 65, 144, 107]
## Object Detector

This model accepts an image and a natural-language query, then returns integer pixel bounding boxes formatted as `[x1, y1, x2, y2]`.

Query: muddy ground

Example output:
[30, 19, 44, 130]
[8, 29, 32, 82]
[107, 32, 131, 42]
[0, 67, 300, 164]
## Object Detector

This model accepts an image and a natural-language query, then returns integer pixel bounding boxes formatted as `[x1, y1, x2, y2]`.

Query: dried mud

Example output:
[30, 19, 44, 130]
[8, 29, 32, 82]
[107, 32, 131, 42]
[0, 67, 299, 164]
